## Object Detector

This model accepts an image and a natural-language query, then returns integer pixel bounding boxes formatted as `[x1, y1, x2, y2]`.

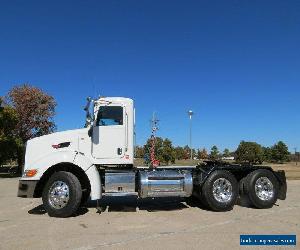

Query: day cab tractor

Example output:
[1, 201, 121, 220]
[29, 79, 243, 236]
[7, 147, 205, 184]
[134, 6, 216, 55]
[18, 96, 287, 217]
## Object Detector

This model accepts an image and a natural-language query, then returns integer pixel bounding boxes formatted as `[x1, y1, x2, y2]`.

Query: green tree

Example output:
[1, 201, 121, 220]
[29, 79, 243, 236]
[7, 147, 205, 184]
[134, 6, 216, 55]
[144, 137, 176, 165]
[271, 141, 290, 163]
[223, 148, 230, 157]
[197, 148, 208, 159]
[192, 148, 196, 159]
[235, 141, 264, 164]
[134, 145, 145, 158]
[7, 84, 56, 144]
[174, 146, 185, 160]
[262, 146, 272, 162]
[161, 139, 176, 165]
[0, 99, 22, 165]
[210, 145, 219, 160]
[4, 84, 57, 169]
[183, 145, 191, 159]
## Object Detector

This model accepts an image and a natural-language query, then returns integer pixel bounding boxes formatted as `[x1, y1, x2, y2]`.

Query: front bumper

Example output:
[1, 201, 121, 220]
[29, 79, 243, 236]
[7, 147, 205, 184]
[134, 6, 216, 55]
[17, 180, 38, 198]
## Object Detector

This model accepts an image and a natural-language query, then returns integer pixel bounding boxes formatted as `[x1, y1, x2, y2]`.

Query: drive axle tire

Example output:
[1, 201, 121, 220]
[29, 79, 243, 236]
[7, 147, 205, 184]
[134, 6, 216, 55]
[202, 170, 238, 212]
[244, 169, 278, 209]
[42, 171, 82, 218]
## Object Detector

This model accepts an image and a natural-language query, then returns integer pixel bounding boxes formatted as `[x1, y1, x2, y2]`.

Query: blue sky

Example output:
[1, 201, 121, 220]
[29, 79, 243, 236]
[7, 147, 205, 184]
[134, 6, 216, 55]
[0, 1, 299, 152]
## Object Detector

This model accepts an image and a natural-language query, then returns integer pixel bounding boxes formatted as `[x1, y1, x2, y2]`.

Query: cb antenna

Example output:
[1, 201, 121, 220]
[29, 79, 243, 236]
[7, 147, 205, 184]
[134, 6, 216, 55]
[151, 112, 159, 134]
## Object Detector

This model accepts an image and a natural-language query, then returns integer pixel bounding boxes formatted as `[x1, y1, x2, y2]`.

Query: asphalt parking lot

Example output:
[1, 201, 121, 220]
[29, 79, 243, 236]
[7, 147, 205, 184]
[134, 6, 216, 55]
[0, 178, 299, 250]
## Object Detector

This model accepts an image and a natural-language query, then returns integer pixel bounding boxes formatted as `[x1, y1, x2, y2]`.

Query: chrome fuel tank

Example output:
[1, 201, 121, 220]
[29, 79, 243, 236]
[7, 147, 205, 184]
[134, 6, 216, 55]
[138, 169, 193, 198]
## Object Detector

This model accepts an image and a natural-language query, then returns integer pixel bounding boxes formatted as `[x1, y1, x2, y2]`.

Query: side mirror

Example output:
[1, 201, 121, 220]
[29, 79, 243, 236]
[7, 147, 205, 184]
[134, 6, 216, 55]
[84, 97, 94, 128]
[85, 115, 93, 128]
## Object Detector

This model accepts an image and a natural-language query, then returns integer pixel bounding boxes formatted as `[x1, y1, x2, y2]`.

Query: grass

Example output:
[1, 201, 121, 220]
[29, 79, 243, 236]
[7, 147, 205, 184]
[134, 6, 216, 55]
[264, 162, 300, 180]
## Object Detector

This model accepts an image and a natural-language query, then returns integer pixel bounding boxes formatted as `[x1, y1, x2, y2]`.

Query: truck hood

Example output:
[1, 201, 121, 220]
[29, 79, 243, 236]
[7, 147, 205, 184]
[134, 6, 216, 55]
[24, 128, 89, 169]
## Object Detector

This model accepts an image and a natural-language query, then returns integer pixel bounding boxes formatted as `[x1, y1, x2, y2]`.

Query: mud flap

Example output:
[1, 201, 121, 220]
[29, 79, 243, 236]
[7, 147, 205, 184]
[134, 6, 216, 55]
[273, 170, 287, 200]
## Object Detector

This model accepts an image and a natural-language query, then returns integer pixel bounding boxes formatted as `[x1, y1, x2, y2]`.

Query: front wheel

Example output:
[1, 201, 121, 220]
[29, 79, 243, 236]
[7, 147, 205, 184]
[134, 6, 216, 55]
[42, 171, 82, 217]
[202, 170, 238, 211]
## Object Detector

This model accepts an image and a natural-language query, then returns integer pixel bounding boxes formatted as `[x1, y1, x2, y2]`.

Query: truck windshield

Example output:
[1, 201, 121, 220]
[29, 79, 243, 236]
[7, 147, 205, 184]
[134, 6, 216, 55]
[96, 106, 123, 126]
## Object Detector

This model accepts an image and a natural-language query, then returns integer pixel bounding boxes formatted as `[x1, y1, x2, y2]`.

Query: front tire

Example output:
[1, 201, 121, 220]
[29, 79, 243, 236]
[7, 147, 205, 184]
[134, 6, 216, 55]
[244, 169, 278, 209]
[42, 171, 82, 217]
[202, 170, 238, 211]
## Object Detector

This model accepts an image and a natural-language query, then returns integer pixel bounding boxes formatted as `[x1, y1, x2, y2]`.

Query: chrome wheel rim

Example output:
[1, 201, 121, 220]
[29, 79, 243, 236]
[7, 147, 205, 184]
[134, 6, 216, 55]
[48, 181, 70, 209]
[255, 177, 274, 201]
[212, 178, 233, 203]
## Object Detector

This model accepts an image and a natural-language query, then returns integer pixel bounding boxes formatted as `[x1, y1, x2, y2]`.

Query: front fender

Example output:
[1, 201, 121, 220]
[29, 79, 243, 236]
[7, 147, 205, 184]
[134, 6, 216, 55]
[21, 150, 77, 180]
[21, 150, 102, 200]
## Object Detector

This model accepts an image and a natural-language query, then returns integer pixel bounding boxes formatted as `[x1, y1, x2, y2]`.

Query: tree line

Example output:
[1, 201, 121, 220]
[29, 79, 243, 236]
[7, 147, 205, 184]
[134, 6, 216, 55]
[135, 138, 291, 165]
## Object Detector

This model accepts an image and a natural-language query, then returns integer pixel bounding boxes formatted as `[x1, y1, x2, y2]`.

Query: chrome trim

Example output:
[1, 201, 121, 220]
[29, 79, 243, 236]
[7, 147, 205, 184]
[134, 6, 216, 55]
[138, 170, 193, 198]
[212, 178, 233, 203]
[105, 171, 135, 193]
[48, 181, 70, 209]
[255, 177, 274, 201]
[104, 192, 137, 197]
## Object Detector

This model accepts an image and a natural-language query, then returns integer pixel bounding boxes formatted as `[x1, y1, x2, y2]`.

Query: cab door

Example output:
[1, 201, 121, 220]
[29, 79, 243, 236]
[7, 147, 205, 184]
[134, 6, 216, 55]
[92, 104, 126, 159]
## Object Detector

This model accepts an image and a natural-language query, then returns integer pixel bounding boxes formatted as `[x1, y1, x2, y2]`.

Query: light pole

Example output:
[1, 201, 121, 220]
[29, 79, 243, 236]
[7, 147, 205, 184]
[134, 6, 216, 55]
[294, 147, 298, 166]
[188, 110, 194, 160]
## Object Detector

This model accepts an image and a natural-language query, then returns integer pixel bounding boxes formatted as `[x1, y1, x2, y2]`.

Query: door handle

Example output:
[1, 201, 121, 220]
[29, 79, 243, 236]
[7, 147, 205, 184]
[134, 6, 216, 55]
[117, 148, 122, 155]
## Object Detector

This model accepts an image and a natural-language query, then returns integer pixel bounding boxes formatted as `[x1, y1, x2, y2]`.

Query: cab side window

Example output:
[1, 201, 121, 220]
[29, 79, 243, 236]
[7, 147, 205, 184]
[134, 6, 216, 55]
[96, 106, 123, 126]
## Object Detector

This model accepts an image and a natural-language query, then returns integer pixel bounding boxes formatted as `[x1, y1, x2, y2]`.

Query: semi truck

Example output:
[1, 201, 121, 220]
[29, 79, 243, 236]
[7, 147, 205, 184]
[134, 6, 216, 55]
[18, 96, 287, 217]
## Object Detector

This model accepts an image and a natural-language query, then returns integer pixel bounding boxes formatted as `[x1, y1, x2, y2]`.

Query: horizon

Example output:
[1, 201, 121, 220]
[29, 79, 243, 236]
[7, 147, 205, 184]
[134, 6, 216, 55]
[0, 1, 299, 152]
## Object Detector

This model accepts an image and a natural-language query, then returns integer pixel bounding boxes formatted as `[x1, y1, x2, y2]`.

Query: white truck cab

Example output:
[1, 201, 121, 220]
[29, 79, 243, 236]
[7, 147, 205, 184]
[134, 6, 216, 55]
[18, 96, 287, 217]
[23, 97, 134, 178]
